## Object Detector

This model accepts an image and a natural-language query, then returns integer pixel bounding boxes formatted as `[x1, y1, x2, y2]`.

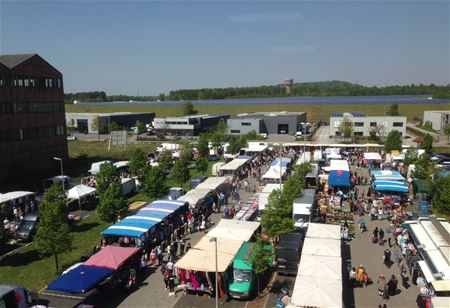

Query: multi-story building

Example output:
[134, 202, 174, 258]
[329, 112, 406, 137]
[0, 54, 67, 181]
[423, 110, 450, 131]
[152, 114, 229, 136]
[227, 111, 307, 135]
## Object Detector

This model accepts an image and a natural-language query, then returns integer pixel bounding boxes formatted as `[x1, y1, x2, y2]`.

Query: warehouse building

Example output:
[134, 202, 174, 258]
[423, 110, 450, 131]
[329, 112, 407, 137]
[65, 112, 155, 134]
[0, 54, 67, 181]
[227, 111, 307, 135]
[152, 114, 229, 136]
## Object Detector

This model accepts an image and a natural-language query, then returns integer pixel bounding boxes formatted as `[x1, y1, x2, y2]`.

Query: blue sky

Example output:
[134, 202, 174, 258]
[1, 0, 448, 95]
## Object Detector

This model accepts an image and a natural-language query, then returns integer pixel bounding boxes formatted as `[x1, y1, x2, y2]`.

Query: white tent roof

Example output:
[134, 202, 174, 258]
[206, 219, 260, 242]
[329, 160, 349, 172]
[67, 184, 96, 200]
[301, 237, 341, 257]
[262, 166, 287, 179]
[89, 160, 111, 175]
[113, 161, 130, 169]
[296, 152, 311, 164]
[289, 276, 343, 308]
[194, 236, 244, 256]
[177, 188, 212, 207]
[220, 158, 249, 171]
[298, 255, 342, 280]
[262, 184, 283, 194]
[258, 193, 270, 211]
[0, 191, 34, 203]
[175, 249, 236, 273]
[245, 142, 268, 153]
[327, 152, 342, 159]
[195, 176, 230, 191]
[306, 223, 341, 240]
[364, 152, 382, 161]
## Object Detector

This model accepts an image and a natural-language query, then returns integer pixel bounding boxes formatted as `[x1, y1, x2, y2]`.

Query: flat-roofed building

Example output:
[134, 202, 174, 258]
[0, 54, 67, 181]
[329, 112, 406, 137]
[152, 114, 229, 136]
[423, 110, 450, 131]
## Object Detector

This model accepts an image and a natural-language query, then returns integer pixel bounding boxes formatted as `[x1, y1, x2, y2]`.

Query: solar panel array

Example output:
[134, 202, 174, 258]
[76, 95, 450, 107]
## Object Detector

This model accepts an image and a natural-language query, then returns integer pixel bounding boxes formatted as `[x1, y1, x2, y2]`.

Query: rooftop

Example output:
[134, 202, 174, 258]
[0, 53, 35, 68]
[232, 111, 305, 119]
[66, 112, 155, 117]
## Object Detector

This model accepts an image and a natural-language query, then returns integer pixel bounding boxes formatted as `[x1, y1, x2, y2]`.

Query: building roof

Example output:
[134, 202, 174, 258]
[66, 112, 154, 117]
[0, 53, 36, 68]
[331, 111, 365, 117]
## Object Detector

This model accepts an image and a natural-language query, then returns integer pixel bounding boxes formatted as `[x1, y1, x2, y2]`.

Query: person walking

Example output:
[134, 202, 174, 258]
[157, 246, 163, 266]
[401, 266, 409, 288]
[180, 238, 186, 256]
[379, 228, 385, 245]
[163, 269, 170, 290]
[349, 267, 357, 287]
[377, 274, 387, 299]
[387, 274, 398, 296]
[372, 227, 379, 243]
[356, 265, 366, 287]
[383, 249, 392, 268]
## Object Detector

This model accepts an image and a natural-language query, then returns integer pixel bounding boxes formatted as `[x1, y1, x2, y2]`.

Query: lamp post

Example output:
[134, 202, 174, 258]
[209, 237, 218, 308]
[53, 157, 65, 193]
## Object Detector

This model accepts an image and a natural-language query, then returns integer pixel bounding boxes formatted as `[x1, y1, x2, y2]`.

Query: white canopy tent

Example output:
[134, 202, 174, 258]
[296, 152, 311, 164]
[219, 158, 249, 172]
[245, 142, 269, 153]
[288, 276, 343, 308]
[262, 166, 287, 180]
[89, 160, 111, 175]
[306, 223, 341, 240]
[67, 184, 96, 212]
[206, 219, 260, 242]
[326, 152, 342, 160]
[175, 249, 236, 273]
[298, 255, 342, 280]
[0, 191, 34, 204]
[195, 176, 230, 191]
[329, 160, 350, 172]
[113, 161, 129, 169]
[364, 152, 382, 161]
[258, 193, 270, 211]
[194, 236, 244, 256]
[177, 188, 212, 207]
[301, 237, 341, 257]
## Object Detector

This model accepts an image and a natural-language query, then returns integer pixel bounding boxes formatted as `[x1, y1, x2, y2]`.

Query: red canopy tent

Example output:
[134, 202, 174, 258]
[84, 246, 140, 270]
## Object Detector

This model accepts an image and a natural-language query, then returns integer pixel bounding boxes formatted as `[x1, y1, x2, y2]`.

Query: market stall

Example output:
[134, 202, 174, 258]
[195, 176, 230, 191]
[219, 158, 250, 175]
[301, 237, 341, 257]
[67, 184, 97, 211]
[177, 188, 212, 208]
[288, 276, 342, 308]
[205, 219, 260, 242]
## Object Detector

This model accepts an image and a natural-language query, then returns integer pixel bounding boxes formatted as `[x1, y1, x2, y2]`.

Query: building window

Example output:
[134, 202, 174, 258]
[24, 79, 29, 87]
[354, 122, 364, 127]
[393, 122, 404, 127]
[370, 122, 377, 127]
[231, 129, 240, 133]
[241, 122, 251, 126]
[354, 132, 363, 136]
[57, 78, 62, 88]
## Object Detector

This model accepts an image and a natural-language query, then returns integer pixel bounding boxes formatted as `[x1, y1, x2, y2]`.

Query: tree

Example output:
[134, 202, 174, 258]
[216, 120, 227, 135]
[135, 120, 144, 134]
[195, 157, 208, 175]
[261, 190, 294, 244]
[228, 135, 247, 154]
[384, 130, 402, 152]
[338, 117, 353, 141]
[412, 153, 432, 180]
[179, 147, 193, 163]
[97, 180, 128, 223]
[95, 162, 118, 197]
[129, 148, 150, 183]
[182, 101, 196, 115]
[158, 150, 174, 174]
[421, 134, 433, 155]
[251, 236, 272, 296]
[172, 159, 190, 187]
[387, 104, 400, 116]
[430, 175, 450, 216]
[143, 166, 168, 199]
[35, 184, 72, 273]
[210, 131, 222, 149]
[197, 134, 210, 158]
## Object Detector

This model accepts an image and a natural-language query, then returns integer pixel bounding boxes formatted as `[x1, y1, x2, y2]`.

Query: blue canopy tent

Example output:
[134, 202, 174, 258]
[373, 180, 408, 187]
[328, 170, 351, 187]
[136, 209, 171, 220]
[371, 170, 405, 181]
[47, 265, 113, 294]
[374, 184, 409, 193]
[146, 200, 188, 212]
[100, 216, 157, 238]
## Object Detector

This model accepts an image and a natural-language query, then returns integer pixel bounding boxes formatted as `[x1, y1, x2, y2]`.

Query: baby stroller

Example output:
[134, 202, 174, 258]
[276, 288, 289, 308]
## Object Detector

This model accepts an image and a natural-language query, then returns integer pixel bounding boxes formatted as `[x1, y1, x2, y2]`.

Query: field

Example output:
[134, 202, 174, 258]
[66, 103, 450, 122]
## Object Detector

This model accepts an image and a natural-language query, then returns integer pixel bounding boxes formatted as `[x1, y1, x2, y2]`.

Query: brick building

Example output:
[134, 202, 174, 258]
[0, 54, 67, 181]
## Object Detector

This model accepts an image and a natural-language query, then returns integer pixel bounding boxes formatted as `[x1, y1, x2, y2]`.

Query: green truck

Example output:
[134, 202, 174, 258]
[228, 241, 272, 299]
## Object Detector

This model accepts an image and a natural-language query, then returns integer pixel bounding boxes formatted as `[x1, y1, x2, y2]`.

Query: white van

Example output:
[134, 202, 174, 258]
[292, 189, 316, 229]
[156, 143, 180, 152]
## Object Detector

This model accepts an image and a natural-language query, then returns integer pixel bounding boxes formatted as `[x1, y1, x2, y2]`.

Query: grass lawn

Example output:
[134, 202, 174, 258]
[0, 212, 109, 292]
[66, 103, 450, 123]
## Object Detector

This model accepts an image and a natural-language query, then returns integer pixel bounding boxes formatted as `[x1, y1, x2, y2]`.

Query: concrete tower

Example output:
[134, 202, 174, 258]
[284, 79, 293, 95]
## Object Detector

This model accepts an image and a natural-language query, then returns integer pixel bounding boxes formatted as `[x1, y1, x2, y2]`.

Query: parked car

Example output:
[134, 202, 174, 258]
[209, 154, 220, 161]
[163, 187, 185, 200]
[190, 176, 207, 189]
[294, 131, 303, 137]
[15, 212, 38, 242]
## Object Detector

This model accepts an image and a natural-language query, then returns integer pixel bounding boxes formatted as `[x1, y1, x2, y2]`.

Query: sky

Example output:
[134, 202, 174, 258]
[0, 0, 449, 95]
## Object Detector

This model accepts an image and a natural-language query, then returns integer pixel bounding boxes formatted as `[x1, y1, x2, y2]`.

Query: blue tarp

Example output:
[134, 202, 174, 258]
[373, 180, 407, 187]
[101, 215, 157, 237]
[116, 217, 158, 229]
[136, 209, 171, 220]
[271, 161, 289, 167]
[101, 226, 146, 237]
[371, 170, 404, 181]
[374, 184, 409, 193]
[328, 170, 350, 187]
[145, 200, 187, 212]
[47, 265, 113, 294]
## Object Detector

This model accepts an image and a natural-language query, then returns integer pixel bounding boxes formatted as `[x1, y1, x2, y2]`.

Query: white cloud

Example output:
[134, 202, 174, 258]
[228, 11, 302, 23]
[271, 45, 316, 54]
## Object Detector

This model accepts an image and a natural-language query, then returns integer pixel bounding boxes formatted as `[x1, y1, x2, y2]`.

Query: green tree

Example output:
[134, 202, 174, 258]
[261, 190, 294, 244]
[429, 174, 450, 216]
[179, 147, 193, 163]
[172, 159, 190, 187]
[384, 130, 403, 152]
[135, 120, 144, 134]
[338, 117, 353, 141]
[159, 150, 174, 173]
[210, 131, 222, 148]
[251, 236, 272, 296]
[195, 157, 209, 175]
[421, 134, 433, 155]
[95, 162, 118, 197]
[197, 134, 210, 158]
[97, 180, 128, 223]
[412, 153, 432, 180]
[182, 101, 196, 115]
[35, 184, 72, 273]
[216, 121, 227, 135]
[387, 104, 400, 116]
[143, 166, 168, 199]
[129, 148, 150, 183]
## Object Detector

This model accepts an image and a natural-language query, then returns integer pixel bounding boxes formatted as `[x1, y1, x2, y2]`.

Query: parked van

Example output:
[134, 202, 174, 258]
[276, 232, 304, 275]
[292, 189, 316, 229]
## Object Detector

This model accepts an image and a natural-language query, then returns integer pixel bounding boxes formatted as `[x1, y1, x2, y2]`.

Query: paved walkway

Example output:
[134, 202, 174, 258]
[348, 167, 418, 308]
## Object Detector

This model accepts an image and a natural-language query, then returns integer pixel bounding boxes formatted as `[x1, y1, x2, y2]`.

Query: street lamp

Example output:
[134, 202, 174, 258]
[209, 237, 218, 308]
[53, 157, 65, 192]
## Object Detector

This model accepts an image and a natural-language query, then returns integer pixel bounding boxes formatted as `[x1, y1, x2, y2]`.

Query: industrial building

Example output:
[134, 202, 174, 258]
[0, 54, 67, 181]
[423, 110, 450, 131]
[152, 114, 229, 136]
[65, 112, 155, 134]
[329, 112, 407, 137]
[227, 111, 307, 135]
